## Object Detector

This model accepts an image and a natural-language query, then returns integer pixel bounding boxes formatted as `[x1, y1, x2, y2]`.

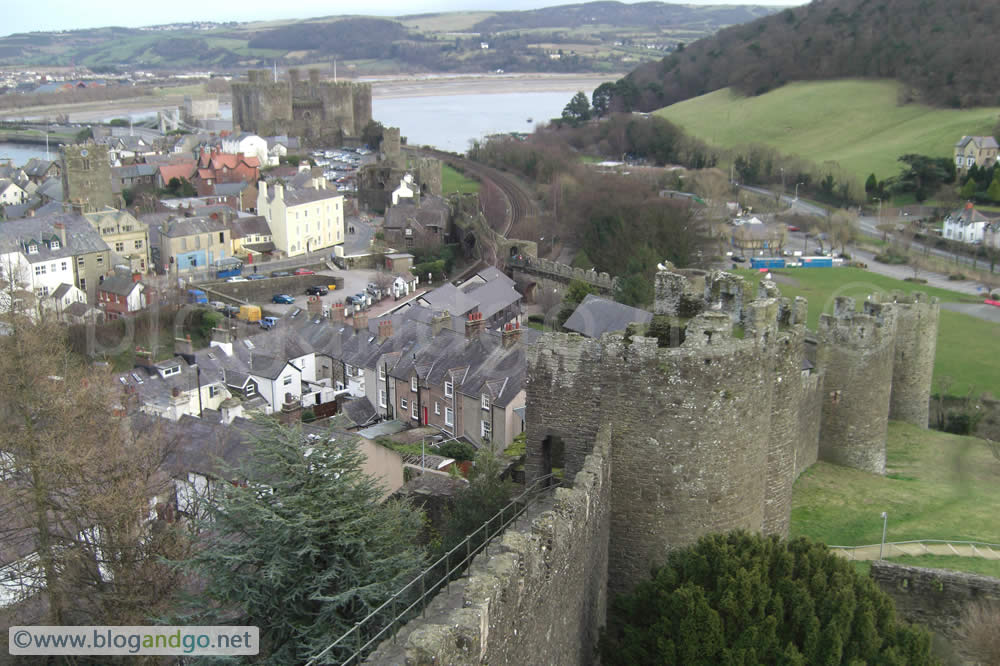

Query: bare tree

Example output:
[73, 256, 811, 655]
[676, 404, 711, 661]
[959, 602, 1000, 665]
[830, 208, 859, 255]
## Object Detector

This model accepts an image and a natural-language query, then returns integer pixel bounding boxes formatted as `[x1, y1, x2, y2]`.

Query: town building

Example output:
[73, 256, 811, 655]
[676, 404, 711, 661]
[0, 178, 28, 206]
[61, 143, 117, 213]
[221, 132, 276, 168]
[943, 203, 993, 244]
[156, 215, 231, 273]
[954, 135, 999, 170]
[83, 208, 151, 273]
[257, 180, 344, 258]
[97, 273, 147, 318]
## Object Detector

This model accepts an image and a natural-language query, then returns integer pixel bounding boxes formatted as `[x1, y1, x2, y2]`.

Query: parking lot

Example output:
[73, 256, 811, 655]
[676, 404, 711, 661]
[257, 268, 424, 323]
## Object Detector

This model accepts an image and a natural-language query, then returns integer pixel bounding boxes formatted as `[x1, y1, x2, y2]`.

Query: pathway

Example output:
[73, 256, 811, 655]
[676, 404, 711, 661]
[831, 540, 1000, 562]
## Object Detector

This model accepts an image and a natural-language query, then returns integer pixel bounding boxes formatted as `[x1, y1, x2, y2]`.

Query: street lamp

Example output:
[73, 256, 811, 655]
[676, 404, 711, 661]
[879, 511, 888, 560]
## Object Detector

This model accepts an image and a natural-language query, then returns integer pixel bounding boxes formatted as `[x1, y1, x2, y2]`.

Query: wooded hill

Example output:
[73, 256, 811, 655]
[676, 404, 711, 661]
[0, 2, 777, 74]
[615, 0, 1000, 111]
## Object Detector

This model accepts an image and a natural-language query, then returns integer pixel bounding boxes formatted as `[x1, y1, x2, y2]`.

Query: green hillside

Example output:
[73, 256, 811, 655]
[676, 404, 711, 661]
[656, 79, 1000, 183]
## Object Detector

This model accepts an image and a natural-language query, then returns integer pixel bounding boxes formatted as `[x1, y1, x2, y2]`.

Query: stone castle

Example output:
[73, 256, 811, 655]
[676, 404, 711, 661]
[230, 68, 372, 147]
[368, 265, 940, 665]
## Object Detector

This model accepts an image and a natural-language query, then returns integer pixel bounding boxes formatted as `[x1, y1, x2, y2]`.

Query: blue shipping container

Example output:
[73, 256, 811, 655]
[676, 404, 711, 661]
[800, 257, 833, 267]
[750, 258, 786, 269]
[187, 289, 208, 304]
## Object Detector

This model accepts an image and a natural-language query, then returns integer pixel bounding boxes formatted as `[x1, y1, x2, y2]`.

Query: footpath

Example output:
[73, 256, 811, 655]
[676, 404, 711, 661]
[832, 540, 1000, 562]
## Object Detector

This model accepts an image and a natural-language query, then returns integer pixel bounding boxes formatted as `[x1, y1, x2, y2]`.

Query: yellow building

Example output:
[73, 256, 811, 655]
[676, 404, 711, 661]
[954, 135, 999, 171]
[84, 207, 151, 273]
[257, 179, 344, 258]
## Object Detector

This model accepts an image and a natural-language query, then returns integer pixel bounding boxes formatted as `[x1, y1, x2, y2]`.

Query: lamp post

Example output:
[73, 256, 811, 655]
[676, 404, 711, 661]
[879, 511, 888, 560]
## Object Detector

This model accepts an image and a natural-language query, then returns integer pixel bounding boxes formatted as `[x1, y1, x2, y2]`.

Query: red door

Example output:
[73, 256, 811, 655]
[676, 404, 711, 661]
[423, 407, 428, 425]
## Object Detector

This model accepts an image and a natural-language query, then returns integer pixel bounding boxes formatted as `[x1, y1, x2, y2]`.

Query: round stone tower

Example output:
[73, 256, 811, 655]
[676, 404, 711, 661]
[878, 291, 940, 427]
[816, 297, 897, 474]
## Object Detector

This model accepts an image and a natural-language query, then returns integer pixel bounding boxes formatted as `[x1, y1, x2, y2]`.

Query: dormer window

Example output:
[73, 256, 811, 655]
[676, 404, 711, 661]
[50, 239, 60, 250]
[27, 243, 38, 254]
[482, 394, 490, 411]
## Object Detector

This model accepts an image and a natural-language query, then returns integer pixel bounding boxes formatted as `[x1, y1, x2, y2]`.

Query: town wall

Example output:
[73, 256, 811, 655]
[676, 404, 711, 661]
[795, 368, 823, 477]
[871, 560, 1000, 659]
[367, 422, 611, 666]
[816, 297, 897, 475]
[876, 291, 940, 428]
[508, 256, 617, 294]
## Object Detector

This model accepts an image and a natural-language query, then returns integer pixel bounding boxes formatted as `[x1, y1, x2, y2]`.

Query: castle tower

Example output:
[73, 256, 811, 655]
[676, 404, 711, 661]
[816, 297, 897, 474]
[382, 127, 404, 170]
[61, 143, 115, 213]
[877, 291, 940, 427]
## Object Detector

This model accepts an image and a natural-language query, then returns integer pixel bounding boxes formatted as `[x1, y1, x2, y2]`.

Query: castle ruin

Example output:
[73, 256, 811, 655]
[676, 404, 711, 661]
[230, 68, 372, 147]
[367, 266, 939, 665]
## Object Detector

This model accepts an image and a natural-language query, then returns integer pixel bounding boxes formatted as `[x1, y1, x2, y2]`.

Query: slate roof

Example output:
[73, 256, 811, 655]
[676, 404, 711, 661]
[384, 195, 449, 231]
[342, 397, 378, 427]
[564, 293, 653, 338]
[282, 185, 342, 207]
[213, 181, 250, 197]
[230, 215, 271, 239]
[116, 357, 219, 414]
[159, 215, 227, 238]
[112, 163, 157, 180]
[51, 283, 74, 300]
[955, 135, 1000, 149]
[98, 274, 141, 297]
[0, 211, 109, 261]
[22, 158, 55, 178]
[35, 178, 63, 202]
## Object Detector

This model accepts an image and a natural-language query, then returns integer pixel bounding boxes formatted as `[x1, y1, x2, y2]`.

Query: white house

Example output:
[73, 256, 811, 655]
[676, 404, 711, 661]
[943, 204, 992, 244]
[45, 283, 87, 320]
[257, 181, 345, 258]
[222, 132, 276, 167]
[0, 178, 27, 206]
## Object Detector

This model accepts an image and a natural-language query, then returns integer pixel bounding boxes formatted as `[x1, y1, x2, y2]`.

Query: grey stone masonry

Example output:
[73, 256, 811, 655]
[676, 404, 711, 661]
[876, 291, 940, 428]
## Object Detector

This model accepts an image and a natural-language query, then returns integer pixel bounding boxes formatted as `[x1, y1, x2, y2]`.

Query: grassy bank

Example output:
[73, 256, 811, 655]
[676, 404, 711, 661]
[441, 164, 480, 195]
[792, 423, 1000, 549]
[657, 79, 1000, 183]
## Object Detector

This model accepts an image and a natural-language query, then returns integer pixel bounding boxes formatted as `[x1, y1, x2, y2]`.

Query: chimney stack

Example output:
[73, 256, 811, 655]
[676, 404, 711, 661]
[278, 393, 302, 425]
[53, 222, 67, 246]
[465, 311, 485, 340]
[502, 322, 523, 349]
[377, 319, 393, 343]
[273, 181, 284, 202]
[431, 310, 452, 336]
[331, 301, 345, 324]
[353, 311, 368, 333]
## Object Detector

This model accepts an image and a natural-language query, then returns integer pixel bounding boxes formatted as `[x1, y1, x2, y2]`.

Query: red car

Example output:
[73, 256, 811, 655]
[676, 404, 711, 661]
[787, 225, 801, 232]
[293, 268, 315, 275]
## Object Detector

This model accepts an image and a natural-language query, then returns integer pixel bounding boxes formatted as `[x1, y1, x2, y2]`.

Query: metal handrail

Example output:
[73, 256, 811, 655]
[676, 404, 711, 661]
[829, 538, 1000, 550]
[305, 473, 560, 666]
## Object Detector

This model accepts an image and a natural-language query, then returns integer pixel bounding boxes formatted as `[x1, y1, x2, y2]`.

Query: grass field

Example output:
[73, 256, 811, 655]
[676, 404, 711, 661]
[441, 164, 480, 195]
[792, 422, 1000, 549]
[849, 555, 1000, 579]
[735, 267, 999, 396]
[656, 79, 1000, 183]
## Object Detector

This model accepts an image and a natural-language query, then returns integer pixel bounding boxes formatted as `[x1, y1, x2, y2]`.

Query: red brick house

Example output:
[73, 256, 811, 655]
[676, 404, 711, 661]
[97, 273, 147, 318]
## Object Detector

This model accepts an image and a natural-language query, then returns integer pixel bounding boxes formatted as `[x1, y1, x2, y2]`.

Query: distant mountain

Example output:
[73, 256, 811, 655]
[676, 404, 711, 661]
[616, 0, 1000, 111]
[0, 2, 779, 75]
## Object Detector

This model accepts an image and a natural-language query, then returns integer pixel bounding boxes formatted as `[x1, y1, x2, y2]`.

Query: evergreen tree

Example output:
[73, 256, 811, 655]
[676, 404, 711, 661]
[600, 531, 936, 666]
[176, 420, 425, 663]
[865, 173, 878, 196]
[988, 177, 1000, 203]
[562, 91, 593, 127]
[961, 178, 978, 200]
[439, 449, 515, 553]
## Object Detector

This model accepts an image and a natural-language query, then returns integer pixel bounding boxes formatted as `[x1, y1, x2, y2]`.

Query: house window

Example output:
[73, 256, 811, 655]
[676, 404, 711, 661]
[434, 401, 440, 415]
[135, 240, 143, 249]
[27, 244, 38, 254]
[79, 278, 86, 291]
[34, 264, 46, 275]
[36, 286, 49, 297]
[245, 383, 256, 396]
[411, 401, 417, 419]
[482, 394, 490, 411]
[444, 381, 453, 397]
[50, 240, 60, 250]
[209, 385, 220, 398]
[411, 376, 417, 392]
[61, 261, 67, 271]
[378, 365, 386, 380]
[481, 420, 491, 441]
[219, 232, 225, 244]
[115, 242, 124, 253]
[400, 397, 408, 410]
[283, 376, 293, 386]
[78, 256, 85, 266]
[379, 389, 387, 408]
[445, 406, 454, 427]
[96, 255, 104, 265]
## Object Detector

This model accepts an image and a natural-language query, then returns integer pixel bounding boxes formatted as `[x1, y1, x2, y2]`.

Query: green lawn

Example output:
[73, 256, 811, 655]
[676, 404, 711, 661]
[657, 79, 1000, 183]
[441, 164, 480, 195]
[792, 422, 1000, 549]
[849, 555, 1000, 579]
[735, 267, 997, 396]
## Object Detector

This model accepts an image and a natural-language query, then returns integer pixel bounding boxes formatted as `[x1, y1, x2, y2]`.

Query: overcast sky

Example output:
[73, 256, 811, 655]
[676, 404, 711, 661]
[6, 0, 797, 36]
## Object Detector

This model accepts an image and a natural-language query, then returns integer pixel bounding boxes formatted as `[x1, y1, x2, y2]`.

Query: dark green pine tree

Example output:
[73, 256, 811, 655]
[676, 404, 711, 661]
[987, 177, 1000, 203]
[600, 531, 936, 666]
[175, 419, 425, 664]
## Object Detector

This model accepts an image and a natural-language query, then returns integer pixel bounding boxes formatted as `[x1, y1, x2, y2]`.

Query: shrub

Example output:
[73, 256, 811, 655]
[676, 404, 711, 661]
[948, 273, 966, 281]
[904, 277, 928, 283]
[437, 440, 476, 462]
[874, 251, 909, 265]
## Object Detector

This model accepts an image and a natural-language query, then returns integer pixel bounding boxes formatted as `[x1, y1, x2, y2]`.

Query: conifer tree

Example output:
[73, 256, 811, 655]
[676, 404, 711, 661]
[177, 419, 425, 663]
[600, 531, 935, 665]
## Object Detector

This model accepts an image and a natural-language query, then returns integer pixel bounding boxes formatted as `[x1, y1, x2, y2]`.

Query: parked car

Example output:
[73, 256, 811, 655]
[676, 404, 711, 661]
[305, 285, 329, 296]
[226, 276, 248, 282]
[246, 274, 267, 280]
[270, 270, 291, 278]
[787, 225, 801, 232]
[222, 305, 241, 318]
[272, 294, 295, 304]
[210, 301, 226, 312]
[294, 268, 315, 275]
[731, 255, 747, 262]
[259, 316, 279, 330]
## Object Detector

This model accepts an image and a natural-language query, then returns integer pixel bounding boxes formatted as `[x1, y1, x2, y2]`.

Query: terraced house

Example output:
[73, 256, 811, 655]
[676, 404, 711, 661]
[84, 207, 150, 273]
[257, 180, 344, 258]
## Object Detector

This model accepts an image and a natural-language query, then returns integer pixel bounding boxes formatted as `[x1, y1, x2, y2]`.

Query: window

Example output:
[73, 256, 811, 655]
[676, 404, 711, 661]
[77, 256, 85, 266]
[79, 278, 86, 291]
[34, 264, 46, 276]
[115, 242, 124, 253]
[96, 255, 104, 266]
[283, 376, 293, 386]
[411, 376, 417, 392]
[444, 381, 453, 397]
[445, 406, 454, 427]
[411, 401, 417, 419]
[481, 420, 491, 441]
[61, 261, 67, 271]
[482, 394, 490, 411]
[245, 383, 256, 396]
[35, 286, 49, 297]
[219, 232, 225, 244]
[400, 397, 408, 410]
[134, 240, 143, 250]
[379, 389, 387, 408]
[209, 385, 220, 398]
[378, 365, 386, 380]
[27, 244, 38, 254]
[50, 239, 60, 250]
[434, 402, 440, 415]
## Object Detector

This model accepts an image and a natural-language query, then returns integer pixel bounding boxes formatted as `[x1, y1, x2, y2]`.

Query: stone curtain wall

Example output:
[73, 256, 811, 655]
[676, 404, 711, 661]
[368, 424, 612, 665]
[871, 561, 1000, 657]
[795, 369, 823, 477]
[508, 256, 617, 294]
